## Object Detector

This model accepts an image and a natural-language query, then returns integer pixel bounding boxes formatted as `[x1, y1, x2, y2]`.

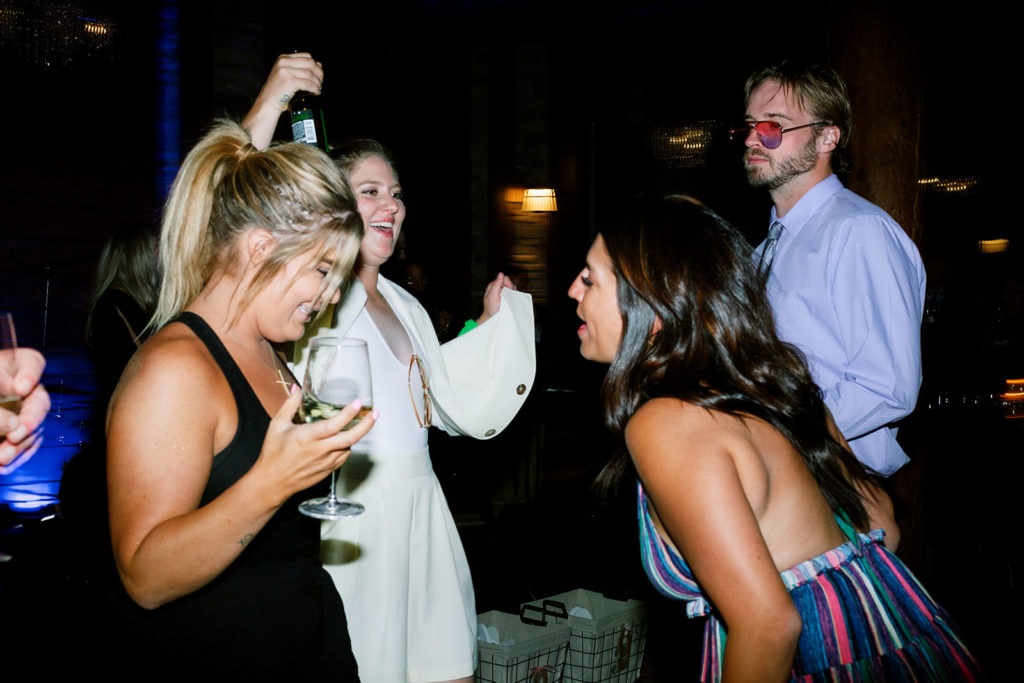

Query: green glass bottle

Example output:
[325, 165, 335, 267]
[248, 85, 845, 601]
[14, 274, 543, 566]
[290, 90, 329, 152]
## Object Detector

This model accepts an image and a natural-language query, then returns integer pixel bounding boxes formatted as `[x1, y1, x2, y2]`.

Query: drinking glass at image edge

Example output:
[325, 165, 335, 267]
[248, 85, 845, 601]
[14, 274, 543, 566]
[0, 311, 51, 469]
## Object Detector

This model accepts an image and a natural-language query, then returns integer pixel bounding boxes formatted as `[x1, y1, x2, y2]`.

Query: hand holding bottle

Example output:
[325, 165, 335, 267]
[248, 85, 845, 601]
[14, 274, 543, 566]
[242, 52, 324, 150]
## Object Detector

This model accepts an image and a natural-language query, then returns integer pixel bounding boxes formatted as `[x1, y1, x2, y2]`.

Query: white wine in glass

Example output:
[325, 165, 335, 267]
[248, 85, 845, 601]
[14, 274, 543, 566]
[298, 336, 372, 519]
[1, 312, 22, 414]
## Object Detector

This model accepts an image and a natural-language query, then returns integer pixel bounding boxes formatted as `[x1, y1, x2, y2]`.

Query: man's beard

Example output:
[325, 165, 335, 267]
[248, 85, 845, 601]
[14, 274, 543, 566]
[744, 140, 818, 191]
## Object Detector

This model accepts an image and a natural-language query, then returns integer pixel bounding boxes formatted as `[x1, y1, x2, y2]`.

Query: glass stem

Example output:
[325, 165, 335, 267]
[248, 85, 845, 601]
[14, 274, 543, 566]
[326, 468, 338, 505]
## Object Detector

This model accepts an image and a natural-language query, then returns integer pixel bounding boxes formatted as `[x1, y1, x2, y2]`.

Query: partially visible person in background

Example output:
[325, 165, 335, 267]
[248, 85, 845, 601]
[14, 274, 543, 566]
[568, 193, 983, 681]
[0, 346, 49, 467]
[60, 223, 160, 602]
[733, 59, 925, 478]
[85, 223, 159, 407]
[399, 257, 455, 342]
[244, 53, 536, 683]
[105, 117, 372, 679]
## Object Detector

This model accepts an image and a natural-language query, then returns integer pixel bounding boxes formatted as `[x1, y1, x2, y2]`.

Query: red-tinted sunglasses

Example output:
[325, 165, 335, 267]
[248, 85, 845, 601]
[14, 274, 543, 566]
[729, 120, 830, 149]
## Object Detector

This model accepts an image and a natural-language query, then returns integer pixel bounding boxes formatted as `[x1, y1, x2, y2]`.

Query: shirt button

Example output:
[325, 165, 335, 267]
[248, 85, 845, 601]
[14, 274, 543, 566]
[516, 384, 527, 395]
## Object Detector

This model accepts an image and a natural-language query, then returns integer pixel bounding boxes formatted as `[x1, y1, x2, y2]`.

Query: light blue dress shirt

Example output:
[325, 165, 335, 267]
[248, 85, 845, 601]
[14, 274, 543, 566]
[754, 174, 927, 476]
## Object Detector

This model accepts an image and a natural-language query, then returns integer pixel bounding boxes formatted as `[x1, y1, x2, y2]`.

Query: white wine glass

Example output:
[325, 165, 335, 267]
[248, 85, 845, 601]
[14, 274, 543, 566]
[298, 336, 372, 519]
[0, 312, 22, 414]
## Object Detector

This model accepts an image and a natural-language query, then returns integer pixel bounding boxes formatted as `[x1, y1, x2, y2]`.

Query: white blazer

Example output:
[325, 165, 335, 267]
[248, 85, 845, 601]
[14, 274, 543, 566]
[292, 275, 537, 440]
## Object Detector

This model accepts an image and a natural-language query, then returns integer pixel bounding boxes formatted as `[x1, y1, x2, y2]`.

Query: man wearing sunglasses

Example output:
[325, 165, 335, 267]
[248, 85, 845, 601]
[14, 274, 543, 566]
[732, 59, 926, 479]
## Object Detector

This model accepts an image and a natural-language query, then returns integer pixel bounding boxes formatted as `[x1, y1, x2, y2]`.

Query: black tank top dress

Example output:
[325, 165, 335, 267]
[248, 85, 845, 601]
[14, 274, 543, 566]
[110, 312, 359, 681]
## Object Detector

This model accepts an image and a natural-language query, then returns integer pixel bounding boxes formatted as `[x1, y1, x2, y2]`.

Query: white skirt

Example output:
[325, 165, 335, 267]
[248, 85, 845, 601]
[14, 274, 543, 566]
[321, 447, 477, 683]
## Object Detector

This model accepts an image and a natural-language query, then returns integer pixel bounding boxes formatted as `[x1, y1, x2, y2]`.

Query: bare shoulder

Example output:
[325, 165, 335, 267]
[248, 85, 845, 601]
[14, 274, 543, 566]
[627, 398, 737, 444]
[107, 320, 232, 473]
[112, 321, 222, 410]
[626, 399, 741, 469]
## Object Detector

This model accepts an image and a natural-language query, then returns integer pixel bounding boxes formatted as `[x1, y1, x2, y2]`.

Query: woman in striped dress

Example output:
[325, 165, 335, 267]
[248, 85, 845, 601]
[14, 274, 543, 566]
[567, 194, 985, 682]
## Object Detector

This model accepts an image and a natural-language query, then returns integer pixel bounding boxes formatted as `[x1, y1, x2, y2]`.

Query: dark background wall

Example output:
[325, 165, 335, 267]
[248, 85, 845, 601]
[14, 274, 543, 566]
[0, 4, 1017, 677]
[0, 0, 1010, 381]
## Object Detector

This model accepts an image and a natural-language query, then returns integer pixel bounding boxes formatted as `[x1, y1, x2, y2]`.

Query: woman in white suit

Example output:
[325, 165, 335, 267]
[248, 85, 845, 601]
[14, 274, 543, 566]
[244, 53, 536, 683]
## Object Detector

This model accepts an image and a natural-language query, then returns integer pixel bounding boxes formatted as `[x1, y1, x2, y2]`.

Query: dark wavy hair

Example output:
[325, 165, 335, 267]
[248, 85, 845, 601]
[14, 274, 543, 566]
[593, 194, 880, 529]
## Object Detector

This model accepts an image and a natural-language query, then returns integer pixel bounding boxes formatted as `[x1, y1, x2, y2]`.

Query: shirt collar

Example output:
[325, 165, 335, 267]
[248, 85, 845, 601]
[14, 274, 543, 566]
[770, 174, 843, 239]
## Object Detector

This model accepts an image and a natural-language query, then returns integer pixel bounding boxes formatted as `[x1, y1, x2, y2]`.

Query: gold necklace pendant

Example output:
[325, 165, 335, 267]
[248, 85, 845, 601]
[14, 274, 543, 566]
[272, 366, 291, 394]
[263, 341, 293, 395]
[222, 327, 293, 397]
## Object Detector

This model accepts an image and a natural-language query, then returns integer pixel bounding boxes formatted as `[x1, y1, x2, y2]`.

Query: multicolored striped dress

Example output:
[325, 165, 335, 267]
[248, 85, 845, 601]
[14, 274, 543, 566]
[637, 482, 985, 681]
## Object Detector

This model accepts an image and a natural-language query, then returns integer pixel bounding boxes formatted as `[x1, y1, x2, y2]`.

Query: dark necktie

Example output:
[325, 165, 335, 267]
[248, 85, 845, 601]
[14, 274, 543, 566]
[758, 220, 784, 276]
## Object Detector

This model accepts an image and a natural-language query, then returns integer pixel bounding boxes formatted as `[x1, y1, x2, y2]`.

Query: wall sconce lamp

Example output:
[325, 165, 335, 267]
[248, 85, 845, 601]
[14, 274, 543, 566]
[1000, 378, 1024, 419]
[978, 238, 1010, 254]
[522, 188, 558, 212]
